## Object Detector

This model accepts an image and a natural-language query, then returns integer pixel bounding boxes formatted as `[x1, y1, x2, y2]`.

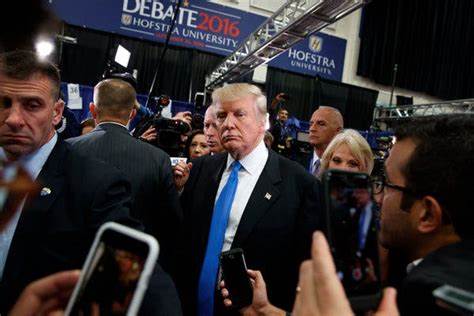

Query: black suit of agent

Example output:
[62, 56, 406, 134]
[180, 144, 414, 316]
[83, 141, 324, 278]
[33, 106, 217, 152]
[68, 122, 183, 271]
[178, 150, 322, 314]
[0, 140, 139, 312]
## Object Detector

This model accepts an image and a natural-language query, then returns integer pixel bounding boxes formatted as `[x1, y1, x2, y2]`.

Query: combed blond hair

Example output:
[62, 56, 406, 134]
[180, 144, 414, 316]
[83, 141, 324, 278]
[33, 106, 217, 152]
[211, 83, 267, 122]
[320, 129, 374, 175]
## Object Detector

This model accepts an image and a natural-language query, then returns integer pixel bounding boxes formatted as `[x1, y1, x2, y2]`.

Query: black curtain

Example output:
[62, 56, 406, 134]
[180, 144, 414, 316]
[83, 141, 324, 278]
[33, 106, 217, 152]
[59, 24, 222, 101]
[265, 67, 378, 130]
[358, 0, 474, 100]
[266, 67, 319, 120]
[315, 77, 378, 130]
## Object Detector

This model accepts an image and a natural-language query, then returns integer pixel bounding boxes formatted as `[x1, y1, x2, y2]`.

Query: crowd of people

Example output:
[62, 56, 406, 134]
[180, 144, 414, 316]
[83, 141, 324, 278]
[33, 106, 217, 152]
[0, 49, 473, 316]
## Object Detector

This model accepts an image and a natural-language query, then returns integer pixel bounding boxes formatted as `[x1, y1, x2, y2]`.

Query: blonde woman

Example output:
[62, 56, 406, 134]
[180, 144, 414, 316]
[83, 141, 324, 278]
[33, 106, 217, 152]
[319, 129, 374, 176]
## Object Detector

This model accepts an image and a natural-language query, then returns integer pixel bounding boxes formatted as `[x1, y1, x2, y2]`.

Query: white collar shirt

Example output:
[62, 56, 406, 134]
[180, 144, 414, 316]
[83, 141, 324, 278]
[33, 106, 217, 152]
[0, 133, 58, 280]
[217, 139, 268, 252]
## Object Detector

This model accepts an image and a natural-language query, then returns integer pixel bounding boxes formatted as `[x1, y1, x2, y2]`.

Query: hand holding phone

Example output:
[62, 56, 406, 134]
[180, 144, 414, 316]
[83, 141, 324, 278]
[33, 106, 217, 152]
[322, 170, 382, 311]
[220, 248, 253, 309]
[65, 222, 159, 315]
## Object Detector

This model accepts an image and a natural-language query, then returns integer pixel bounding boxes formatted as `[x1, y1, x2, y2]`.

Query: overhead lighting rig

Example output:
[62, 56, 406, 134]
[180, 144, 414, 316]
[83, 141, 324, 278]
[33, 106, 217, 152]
[374, 99, 474, 123]
[205, 0, 368, 90]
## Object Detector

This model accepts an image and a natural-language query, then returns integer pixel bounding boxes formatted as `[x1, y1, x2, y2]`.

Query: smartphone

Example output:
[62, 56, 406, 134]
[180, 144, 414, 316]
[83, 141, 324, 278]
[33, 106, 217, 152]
[433, 285, 474, 315]
[322, 169, 382, 311]
[65, 222, 159, 316]
[170, 157, 187, 167]
[220, 248, 253, 309]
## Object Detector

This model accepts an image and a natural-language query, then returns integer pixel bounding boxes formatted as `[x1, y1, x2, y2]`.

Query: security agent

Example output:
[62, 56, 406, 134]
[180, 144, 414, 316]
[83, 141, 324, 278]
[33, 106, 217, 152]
[0, 50, 139, 312]
[68, 78, 182, 273]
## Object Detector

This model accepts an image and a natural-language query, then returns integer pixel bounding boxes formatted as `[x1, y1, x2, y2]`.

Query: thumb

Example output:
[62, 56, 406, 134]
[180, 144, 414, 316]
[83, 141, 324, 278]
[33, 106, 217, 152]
[187, 162, 193, 170]
[375, 288, 399, 316]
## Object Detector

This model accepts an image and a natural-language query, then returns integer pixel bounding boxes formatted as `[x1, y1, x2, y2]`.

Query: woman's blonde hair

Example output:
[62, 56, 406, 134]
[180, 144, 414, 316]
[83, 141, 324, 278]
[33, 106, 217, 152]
[319, 129, 374, 175]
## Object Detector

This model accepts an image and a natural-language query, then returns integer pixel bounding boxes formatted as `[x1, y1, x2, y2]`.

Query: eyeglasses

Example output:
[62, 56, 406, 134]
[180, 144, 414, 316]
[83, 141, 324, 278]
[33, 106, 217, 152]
[372, 178, 416, 196]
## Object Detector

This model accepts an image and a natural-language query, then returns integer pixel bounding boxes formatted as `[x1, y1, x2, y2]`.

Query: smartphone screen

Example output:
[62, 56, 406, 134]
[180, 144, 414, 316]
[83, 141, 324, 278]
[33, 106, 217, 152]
[220, 248, 253, 309]
[68, 227, 151, 315]
[323, 170, 381, 309]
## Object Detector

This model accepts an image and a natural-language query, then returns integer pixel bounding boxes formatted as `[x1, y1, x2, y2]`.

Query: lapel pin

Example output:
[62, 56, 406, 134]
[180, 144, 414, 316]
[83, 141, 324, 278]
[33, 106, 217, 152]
[264, 193, 272, 200]
[40, 187, 52, 196]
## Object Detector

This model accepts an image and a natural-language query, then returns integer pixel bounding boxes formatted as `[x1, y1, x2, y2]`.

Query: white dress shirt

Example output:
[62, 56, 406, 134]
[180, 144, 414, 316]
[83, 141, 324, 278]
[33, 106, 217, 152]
[310, 150, 320, 174]
[217, 140, 268, 252]
[0, 133, 58, 280]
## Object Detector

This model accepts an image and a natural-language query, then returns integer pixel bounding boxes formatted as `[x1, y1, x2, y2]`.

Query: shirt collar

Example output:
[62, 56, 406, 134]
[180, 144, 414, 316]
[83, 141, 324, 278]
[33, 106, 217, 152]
[406, 258, 423, 273]
[97, 121, 129, 130]
[312, 150, 320, 163]
[226, 139, 268, 175]
[0, 133, 58, 180]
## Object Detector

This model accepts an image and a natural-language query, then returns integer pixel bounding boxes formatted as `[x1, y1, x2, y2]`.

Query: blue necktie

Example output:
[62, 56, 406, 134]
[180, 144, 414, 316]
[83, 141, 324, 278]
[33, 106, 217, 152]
[197, 161, 242, 316]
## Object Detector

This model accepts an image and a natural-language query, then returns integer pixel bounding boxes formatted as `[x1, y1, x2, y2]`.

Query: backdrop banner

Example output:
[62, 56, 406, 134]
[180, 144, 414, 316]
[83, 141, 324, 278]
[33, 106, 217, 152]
[48, 0, 346, 80]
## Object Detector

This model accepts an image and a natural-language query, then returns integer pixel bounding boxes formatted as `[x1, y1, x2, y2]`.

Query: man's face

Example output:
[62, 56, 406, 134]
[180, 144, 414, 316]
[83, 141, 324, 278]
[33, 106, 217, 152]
[204, 107, 223, 153]
[309, 109, 340, 148]
[277, 109, 288, 122]
[0, 74, 63, 160]
[379, 138, 417, 250]
[215, 95, 265, 159]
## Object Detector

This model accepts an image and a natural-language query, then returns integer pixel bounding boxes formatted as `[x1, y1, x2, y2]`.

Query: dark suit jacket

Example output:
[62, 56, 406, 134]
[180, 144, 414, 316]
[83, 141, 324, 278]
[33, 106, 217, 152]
[0, 140, 182, 315]
[178, 150, 322, 314]
[398, 239, 474, 316]
[295, 151, 313, 173]
[68, 123, 182, 270]
[0, 140, 136, 312]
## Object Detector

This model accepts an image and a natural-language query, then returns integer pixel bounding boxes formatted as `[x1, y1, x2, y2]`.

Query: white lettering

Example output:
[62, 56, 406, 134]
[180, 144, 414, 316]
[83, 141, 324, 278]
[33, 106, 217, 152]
[139, 0, 151, 17]
[123, 0, 140, 13]
[163, 5, 175, 20]
[151, 1, 164, 19]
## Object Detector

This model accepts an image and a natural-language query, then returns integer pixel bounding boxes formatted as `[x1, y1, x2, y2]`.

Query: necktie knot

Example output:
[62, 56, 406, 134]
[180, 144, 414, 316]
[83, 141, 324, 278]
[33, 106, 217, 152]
[231, 161, 242, 174]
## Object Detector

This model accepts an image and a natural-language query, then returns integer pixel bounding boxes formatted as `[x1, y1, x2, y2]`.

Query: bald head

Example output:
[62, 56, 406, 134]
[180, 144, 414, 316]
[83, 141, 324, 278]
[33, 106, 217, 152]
[91, 79, 136, 123]
[309, 106, 344, 155]
[204, 105, 224, 153]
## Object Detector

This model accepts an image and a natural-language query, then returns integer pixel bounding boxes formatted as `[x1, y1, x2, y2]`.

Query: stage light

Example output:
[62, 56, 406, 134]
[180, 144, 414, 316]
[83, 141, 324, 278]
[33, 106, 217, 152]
[115, 45, 131, 68]
[35, 39, 54, 59]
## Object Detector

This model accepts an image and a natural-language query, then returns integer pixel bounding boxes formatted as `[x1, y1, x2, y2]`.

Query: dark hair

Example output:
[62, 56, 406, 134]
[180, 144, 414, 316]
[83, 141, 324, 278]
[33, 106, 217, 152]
[394, 115, 474, 239]
[0, 50, 60, 100]
[185, 129, 205, 159]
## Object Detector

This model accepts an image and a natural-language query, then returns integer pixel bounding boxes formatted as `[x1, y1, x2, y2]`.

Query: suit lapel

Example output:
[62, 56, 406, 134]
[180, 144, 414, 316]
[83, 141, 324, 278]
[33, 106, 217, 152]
[1, 141, 67, 288]
[232, 151, 281, 248]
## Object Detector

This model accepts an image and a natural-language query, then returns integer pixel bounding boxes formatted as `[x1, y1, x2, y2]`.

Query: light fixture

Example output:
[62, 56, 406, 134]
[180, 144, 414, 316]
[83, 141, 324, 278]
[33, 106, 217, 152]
[114, 45, 131, 68]
[35, 39, 54, 59]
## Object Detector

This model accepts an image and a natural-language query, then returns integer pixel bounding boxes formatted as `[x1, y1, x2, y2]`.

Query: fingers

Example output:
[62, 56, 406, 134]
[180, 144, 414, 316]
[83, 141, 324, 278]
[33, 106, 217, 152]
[10, 270, 80, 316]
[375, 288, 399, 316]
[221, 288, 229, 299]
[310, 231, 352, 315]
[223, 298, 233, 307]
[292, 260, 318, 315]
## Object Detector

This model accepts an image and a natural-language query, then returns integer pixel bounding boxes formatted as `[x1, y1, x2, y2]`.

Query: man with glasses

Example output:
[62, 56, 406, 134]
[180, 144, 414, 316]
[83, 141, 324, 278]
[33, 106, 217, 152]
[373, 115, 474, 315]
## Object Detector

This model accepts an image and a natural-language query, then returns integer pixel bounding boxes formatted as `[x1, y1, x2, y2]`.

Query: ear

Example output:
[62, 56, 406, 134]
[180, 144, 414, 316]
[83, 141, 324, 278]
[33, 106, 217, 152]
[52, 99, 64, 126]
[416, 196, 444, 234]
[89, 103, 98, 120]
[129, 108, 137, 122]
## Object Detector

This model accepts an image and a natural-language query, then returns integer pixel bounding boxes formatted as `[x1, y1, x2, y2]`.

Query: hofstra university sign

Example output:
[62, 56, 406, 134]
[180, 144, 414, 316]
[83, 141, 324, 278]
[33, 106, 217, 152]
[48, 0, 346, 81]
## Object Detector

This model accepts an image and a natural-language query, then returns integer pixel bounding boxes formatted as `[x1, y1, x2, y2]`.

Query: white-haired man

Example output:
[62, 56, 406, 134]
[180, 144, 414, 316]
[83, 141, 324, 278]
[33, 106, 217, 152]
[305, 106, 344, 176]
[177, 83, 322, 315]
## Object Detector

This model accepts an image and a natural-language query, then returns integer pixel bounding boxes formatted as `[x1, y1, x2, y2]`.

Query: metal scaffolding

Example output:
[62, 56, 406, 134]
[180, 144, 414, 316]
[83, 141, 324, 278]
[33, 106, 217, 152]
[374, 99, 474, 123]
[205, 0, 368, 90]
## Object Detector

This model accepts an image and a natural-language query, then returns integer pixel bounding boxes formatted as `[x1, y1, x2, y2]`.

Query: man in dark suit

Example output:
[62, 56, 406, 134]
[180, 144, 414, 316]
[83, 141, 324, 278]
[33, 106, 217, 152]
[178, 83, 321, 315]
[0, 51, 182, 315]
[297, 106, 343, 176]
[67, 79, 182, 270]
[377, 115, 474, 315]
